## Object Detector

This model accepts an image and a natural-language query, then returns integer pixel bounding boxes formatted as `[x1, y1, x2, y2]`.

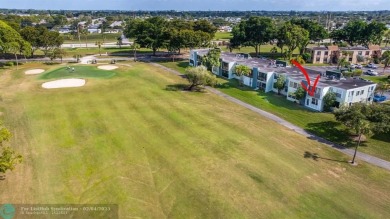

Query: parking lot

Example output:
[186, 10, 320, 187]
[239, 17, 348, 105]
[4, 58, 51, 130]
[306, 65, 390, 76]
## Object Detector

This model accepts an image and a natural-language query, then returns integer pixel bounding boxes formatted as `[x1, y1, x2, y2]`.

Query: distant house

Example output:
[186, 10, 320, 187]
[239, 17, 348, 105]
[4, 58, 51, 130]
[306, 45, 383, 64]
[110, 21, 123, 29]
[190, 49, 377, 111]
[87, 25, 101, 34]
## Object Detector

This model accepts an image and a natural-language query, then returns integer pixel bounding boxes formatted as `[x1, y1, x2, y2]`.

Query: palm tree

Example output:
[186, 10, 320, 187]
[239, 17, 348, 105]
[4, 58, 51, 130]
[381, 51, 390, 74]
[95, 41, 103, 56]
[8, 42, 20, 70]
[77, 24, 82, 48]
[82, 29, 89, 48]
[337, 57, 349, 70]
[384, 30, 390, 47]
[117, 36, 123, 48]
[130, 43, 140, 62]
[234, 65, 252, 86]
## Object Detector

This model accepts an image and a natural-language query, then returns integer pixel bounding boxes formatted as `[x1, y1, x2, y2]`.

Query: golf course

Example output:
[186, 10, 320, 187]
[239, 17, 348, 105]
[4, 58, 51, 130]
[0, 61, 390, 218]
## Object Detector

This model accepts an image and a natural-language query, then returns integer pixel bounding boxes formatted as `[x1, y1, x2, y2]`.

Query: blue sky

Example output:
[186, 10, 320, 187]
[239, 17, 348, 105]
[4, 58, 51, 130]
[0, 0, 388, 11]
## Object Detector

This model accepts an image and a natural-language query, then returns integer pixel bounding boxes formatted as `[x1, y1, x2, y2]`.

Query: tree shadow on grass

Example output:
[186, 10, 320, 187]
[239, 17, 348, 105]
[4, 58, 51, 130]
[165, 84, 188, 91]
[304, 151, 348, 163]
[371, 133, 390, 143]
[305, 121, 367, 148]
[165, 84, 206, 92]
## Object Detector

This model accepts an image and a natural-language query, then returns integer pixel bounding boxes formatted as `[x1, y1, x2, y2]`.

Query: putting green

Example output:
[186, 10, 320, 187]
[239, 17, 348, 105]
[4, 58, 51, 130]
[38, 66, 116, 80]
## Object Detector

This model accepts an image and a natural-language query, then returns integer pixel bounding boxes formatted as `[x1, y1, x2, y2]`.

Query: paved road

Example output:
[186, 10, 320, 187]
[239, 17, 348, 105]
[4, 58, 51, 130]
[152, 62, 390, 171]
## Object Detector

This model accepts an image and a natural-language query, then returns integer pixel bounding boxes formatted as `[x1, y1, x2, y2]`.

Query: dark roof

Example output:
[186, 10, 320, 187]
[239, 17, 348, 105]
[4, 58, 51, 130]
[308, 47, 328, 50]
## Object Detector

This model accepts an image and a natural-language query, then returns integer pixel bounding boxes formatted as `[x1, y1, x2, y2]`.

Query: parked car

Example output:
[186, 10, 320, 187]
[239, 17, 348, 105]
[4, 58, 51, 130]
[367, 63, 378, 69]
[349, 64, 356, 69]
[356, 64, 362, 69]
[373, 95, 387, 102]
[366, 69, 379, 76]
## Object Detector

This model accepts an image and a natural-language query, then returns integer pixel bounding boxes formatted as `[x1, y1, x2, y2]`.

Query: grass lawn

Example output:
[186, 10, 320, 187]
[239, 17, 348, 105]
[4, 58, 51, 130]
[38, 66, 116, 80]
[158, 61, 390, 160]
[1, 62, 390, 218]
[214, 31, 232, 40]
[361, 76, 389, 83]
[62, 33, 122, 44]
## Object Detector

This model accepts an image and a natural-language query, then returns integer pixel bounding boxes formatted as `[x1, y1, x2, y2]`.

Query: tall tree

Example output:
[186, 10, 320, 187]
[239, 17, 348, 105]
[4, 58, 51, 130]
[0, 20, 31, 67]
[275, 74, 286, 95]
[291, 18, 327, 54]
[244, 16, 275, 57]
[95, 41, 103, 56]
[0, 125, 23, 179]
[334, 104, 373, 164]
[130, 43, 140, 62]
[229, 22, 246, 52]
[278, 22, 309, 60]
[330, 20, 387, 47]
[124, 17, 170, 56]
[193, 20, 217, 39]
[20, 26, 39, 57]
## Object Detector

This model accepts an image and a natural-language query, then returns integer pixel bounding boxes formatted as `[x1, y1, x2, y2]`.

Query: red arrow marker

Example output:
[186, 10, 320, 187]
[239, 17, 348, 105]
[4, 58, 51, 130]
[291, 60, 320, 97]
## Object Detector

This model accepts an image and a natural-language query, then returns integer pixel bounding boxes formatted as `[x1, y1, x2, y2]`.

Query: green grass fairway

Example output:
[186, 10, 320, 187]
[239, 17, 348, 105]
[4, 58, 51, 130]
[214, 31, 232, 40]
[1, 62, 390, 218]
[38, 66, 117, 80]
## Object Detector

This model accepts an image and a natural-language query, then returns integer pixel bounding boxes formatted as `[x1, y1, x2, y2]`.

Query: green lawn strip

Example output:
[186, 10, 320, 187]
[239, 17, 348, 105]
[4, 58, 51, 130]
[158, 61, 390, 160]
[62, 33, 122, 44]
[38, 66, 116, 80]
[361, 76, 389, 83]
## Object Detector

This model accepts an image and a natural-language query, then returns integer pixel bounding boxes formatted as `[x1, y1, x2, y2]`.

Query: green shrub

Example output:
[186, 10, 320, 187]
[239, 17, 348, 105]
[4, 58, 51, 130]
[353, 69, 363, 76]
[342, 71, 353, 78]
[4, 61, 14, 67]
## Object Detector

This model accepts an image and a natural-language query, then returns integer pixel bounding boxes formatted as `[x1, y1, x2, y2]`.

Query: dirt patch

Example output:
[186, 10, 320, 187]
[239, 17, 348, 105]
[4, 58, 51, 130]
[42, 79, 86, 89]
[98, 65, 118, 70]
[25, 69, 45, 75]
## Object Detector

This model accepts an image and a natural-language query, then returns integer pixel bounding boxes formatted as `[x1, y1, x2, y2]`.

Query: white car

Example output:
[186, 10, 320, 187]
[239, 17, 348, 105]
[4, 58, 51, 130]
[367, 63, 378, 69]
[349, 64, 356, 69]
[366, 69, 378, 76]
[356, 64, 362, 69]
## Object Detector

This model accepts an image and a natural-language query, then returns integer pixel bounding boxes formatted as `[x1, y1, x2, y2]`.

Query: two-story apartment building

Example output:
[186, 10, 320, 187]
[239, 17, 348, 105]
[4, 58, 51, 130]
[307, 45, 383, 64]
[189, 49, 377, 111]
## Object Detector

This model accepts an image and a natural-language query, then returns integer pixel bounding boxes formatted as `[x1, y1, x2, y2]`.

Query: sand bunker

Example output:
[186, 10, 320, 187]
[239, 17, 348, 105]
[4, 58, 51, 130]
[25, 69, 45, 75]
[42, 79, 86, 89]
[98, 65, 118, 70]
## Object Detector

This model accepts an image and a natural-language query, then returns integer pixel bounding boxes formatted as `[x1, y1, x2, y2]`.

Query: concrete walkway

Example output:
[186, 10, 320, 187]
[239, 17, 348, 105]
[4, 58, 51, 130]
[152, 62, 390, 171]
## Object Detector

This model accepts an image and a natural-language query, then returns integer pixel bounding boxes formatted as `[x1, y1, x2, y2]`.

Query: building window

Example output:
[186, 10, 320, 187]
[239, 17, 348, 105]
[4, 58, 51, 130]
[317, 51, 321, 55]
[358, 51, 362, 55]
[258, 72, 267, 81]
[316, 57, 320, 62]
[365, 51, 369, 55]
[311, 98, 318, 105]
[349, 57, 352, 62]
[361, 90, 364, 95]
[356, 91, 360, 96]
[349, 91, 354, 96]
[324, 51, 328, 55]
[289, 81, 293, 87]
